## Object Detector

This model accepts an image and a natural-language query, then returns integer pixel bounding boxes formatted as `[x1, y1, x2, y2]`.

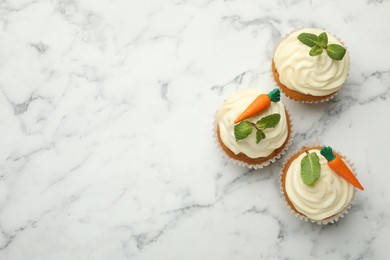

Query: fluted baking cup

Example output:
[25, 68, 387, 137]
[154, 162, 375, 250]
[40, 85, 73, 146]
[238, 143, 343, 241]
[279, 145, 356, 225]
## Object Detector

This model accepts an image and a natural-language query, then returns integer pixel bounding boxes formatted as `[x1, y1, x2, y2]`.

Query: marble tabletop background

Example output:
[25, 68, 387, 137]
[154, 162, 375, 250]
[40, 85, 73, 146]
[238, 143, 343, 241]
[1, 0, 389, 259]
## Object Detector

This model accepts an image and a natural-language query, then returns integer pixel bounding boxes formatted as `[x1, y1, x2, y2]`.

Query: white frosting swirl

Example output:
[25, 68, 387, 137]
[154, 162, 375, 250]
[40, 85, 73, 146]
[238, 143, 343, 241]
[285, 149, 354, 220]
[216, 88, 288, 158]
[274, 28, 350, 96]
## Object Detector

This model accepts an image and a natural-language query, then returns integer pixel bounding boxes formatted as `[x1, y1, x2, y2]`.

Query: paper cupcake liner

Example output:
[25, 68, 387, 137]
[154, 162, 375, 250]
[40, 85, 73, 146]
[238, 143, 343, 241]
[271, 28, 350, 104]
[279, 145, 356, 225]
[213, 109, 294, 170]
[278, 82, 339, 104]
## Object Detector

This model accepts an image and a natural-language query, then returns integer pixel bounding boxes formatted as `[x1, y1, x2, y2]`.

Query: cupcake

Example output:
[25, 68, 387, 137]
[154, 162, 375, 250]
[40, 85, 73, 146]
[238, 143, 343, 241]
[215, 88, 292, 169]
[280, 146, 364, 224]
[272, 28, 350, 103]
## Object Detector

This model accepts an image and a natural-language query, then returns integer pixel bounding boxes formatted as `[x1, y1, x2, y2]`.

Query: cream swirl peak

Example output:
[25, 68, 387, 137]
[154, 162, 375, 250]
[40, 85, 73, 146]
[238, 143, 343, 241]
[274, 28, 350, 96]
[216, 89, 288, 158]
[285, 149, 354, 221]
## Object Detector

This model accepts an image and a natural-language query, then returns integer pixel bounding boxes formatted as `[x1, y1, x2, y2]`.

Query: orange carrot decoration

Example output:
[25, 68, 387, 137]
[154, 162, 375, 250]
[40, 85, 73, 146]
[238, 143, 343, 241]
[320, 146, 364, 190]
[234, 89, 280, 124]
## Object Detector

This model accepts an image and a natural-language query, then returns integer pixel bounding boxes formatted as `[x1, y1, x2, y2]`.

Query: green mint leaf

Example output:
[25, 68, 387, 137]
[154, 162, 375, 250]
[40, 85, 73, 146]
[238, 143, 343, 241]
[234, 121, 253, 142]
[326, 44, 346, 61]
[309, 45, 323, 56]
[256, 113, 281, 130]
[318, 32, 328, 47]
[256, 129, 266, 144]
[297, 33, 319, 47]
[234, 113, 281, 144]
[300, 152, 321, 186]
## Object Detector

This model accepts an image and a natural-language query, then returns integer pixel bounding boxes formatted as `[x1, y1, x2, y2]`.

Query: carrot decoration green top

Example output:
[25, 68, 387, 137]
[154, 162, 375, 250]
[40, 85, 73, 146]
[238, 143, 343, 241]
[234, 89, 280, 124]
[320, 146, 364, 190]
[320, 146, 336, 161]
[268, 89, 281, 102]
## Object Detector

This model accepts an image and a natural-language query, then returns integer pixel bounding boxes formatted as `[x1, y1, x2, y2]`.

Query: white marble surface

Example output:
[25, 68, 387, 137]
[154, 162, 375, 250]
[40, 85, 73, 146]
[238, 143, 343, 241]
[0, 0, 389, 259]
